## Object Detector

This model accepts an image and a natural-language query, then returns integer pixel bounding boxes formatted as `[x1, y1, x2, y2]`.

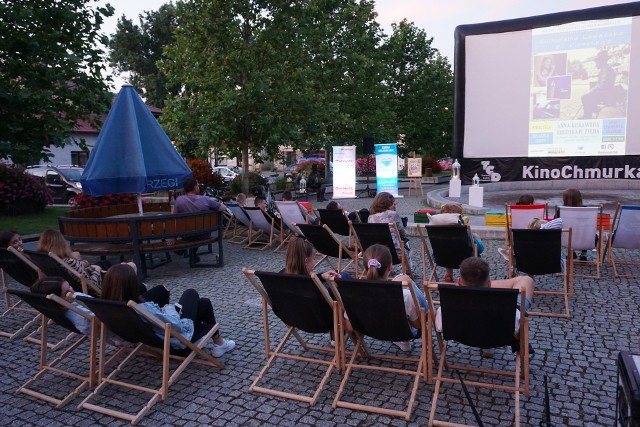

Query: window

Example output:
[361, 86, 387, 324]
[71, 151, 89, 167]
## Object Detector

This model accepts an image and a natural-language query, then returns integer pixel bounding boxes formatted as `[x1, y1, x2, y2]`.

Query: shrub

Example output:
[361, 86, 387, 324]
[72, 193, 139, 209]
[356, 157, 376, 176]
[274, 175, 288, 191]
[186, 159, 216, 188]
[230, 172, 267, 195]
[0, 165, 51, 215]
[422, 157, 444, 174]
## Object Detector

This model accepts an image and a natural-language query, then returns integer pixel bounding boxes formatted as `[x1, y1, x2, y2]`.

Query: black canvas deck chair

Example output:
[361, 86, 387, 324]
[509, 228, 572, 319]
[328, 277, 430, 420]
[244, 206, 280, 250]
[0, 248, 41, 339]
[243, 269, 341, 405]
[606, 203, 640, 277]
[417, 224, 477, 284]
[297, 223, 357, 273]
[20, 249, 99, 295]
[350, 222, 412, 277]
[75, 296, 224, 425]
[317, 208, 353, 241]
[428, 285, 529, 427]
[225, 202, 250, 244]
[7, 289, 98, 408]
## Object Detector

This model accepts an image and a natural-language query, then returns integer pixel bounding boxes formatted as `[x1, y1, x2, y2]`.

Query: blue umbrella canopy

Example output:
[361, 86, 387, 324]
[80, 85, 192, 197]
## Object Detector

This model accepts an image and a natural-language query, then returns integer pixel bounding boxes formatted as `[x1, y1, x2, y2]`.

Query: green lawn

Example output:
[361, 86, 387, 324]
[0, 206, 69, 236]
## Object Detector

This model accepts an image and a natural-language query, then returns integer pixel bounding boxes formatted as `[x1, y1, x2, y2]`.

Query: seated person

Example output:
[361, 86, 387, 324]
[435, 257, 534, 338]
[368, 192, 411, 270]
[307, 164, 327, 202]
[1, 230, 24, 252]
[357, 244, 429, 352]
[37, 229, 110, 292]
[431, 204, 484, 282]
[528, 218, 563, 230]
[515, 194, 534, 205]
[235, 193, 247, 207]
[255, 195, 281, 228]
[30, 276, 94, 335]
[283, 237, 350, 282]
[101, 263, 235, 357]
[281, 190, 318, 225]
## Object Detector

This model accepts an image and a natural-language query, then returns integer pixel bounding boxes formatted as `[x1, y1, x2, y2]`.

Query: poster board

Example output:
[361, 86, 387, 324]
[407, 158, 422, 178]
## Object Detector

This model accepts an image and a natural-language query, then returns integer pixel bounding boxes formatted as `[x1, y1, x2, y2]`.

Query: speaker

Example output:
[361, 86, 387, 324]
[363, 136, 375, 155]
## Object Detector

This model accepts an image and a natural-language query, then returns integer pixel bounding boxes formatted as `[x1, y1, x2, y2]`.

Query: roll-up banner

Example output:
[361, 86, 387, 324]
[332, 145, 356, 199]
[374, 143, 399, 197]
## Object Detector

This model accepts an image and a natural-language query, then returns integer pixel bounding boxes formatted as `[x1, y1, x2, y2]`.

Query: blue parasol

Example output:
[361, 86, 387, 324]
[80, 85, 192, 213]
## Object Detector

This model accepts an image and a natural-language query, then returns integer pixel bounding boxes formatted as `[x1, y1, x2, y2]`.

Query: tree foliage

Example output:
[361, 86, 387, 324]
[108, 3, 179, 107]
[382, 20, 454, 158]
[0, 0, 114, 165]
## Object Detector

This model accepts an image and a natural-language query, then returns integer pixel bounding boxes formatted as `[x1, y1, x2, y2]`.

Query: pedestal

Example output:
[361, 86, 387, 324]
[469, 185, 484, 207]
[449, 179, 461, 198]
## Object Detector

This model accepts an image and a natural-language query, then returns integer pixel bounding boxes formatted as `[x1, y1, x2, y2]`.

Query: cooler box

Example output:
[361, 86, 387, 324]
[414, 209, 436, 223]
[485, 211, 508, 226]
[617, 351, 640, 426]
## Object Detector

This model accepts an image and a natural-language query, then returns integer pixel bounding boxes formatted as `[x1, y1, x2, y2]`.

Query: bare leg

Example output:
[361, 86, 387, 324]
[490, 275, 534, 303]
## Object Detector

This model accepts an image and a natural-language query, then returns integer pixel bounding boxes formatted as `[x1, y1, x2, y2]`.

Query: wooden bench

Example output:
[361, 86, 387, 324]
[58, 208, 223, 279]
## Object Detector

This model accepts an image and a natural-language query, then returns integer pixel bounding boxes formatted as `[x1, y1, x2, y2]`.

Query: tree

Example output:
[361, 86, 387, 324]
[108, 3, 180, 107]
[0, 0, 114, 165]
[382, 20, 453, 158]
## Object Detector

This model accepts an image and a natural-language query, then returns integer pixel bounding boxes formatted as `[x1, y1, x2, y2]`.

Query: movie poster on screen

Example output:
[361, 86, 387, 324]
[374, 144, 399, 196]
[528, 17, 631, 157]
[332, 145, 356, 198]
[407, 158, 422, 178]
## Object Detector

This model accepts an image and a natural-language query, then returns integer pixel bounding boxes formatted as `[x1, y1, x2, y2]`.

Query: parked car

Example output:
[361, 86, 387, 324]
[212, 166, 238, 183]
[26, 165, 83, 205]
[284, 163, 299, 182]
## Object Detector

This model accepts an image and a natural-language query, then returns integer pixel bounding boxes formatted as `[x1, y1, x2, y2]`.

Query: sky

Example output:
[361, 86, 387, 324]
[96, 0, 638, 89]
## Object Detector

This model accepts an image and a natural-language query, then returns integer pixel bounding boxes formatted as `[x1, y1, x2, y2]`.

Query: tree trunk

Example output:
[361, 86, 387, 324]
[241, 142, 250, 194]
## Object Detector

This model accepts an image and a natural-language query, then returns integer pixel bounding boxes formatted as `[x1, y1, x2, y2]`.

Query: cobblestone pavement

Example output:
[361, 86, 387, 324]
[1, 189, 638, 426]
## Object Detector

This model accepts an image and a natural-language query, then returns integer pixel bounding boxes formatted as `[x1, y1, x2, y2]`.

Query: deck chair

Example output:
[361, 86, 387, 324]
[505, 203, 547, 249]
[7, 289, 98, 408]
[297, 223, 357, 273]
[428, 285, 529, 427]
[0, 248, 41, 339]
[244, 206, 280, 250]
[327, 277, 430, 420]
[606, 203, 640, 277]
[75, 296, 224, 425]
[243, 269, 340, 405]
[20, 249, 99, 295]
[317, 208, 352, 240]
[225, 203, 250, 244]
[350, 222, 412, 277]
[509, 228, 572, 319]
[417, 224, 477, 284]
[273, 201, 309, 252]
[559, 205, 603, 280]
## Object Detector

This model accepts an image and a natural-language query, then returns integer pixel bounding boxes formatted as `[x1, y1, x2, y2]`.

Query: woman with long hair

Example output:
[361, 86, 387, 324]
[37, 229, 105, 291]
[284, 237, 349, 281]
[101, 263, 235, 357]
[0, 230, 24, 251]
[361, 244, 428, 352]
[367, 192, 410, 268]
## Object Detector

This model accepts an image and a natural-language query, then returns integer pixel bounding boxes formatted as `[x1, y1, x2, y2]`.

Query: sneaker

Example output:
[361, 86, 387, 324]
[497, 247, 509, 261]
[393, 341, 411, 352]
[211, 339, 236, 357]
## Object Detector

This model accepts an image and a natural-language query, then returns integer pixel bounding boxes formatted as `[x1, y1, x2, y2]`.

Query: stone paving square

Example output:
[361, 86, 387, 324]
[1, 191, 638, 426]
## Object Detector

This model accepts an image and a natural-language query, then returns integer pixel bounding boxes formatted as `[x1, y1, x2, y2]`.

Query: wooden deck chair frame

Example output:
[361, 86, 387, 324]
[350, 222, 412, 278]
[426, 285, 529, 427]
[225, 203, 250, 244]
[508, 228, 572, 319]
[297, 223, 357, 274]
[417, 224, 477, 285]
[7, 289, 99, 408]
[7, 247, 79, 350]
[273, 201, 309, 253]
[505, 203, 547, 251]
[75, 296, 224, 425]
[244, 206, 279, 250]
[606, 203, 640, 278]
[243, 269, 341, 405]
[559, 205, 603, 281]
[0, 248, 41, 340]
[19, 249, 97, 295]
[327, 277, 431, 420]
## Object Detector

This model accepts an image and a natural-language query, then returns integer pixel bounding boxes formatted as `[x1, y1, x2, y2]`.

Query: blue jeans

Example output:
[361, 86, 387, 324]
[410, 281, 429, 337]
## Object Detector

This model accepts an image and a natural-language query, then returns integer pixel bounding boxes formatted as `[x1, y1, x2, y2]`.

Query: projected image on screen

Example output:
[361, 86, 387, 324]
[528, 17, 632, 157]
